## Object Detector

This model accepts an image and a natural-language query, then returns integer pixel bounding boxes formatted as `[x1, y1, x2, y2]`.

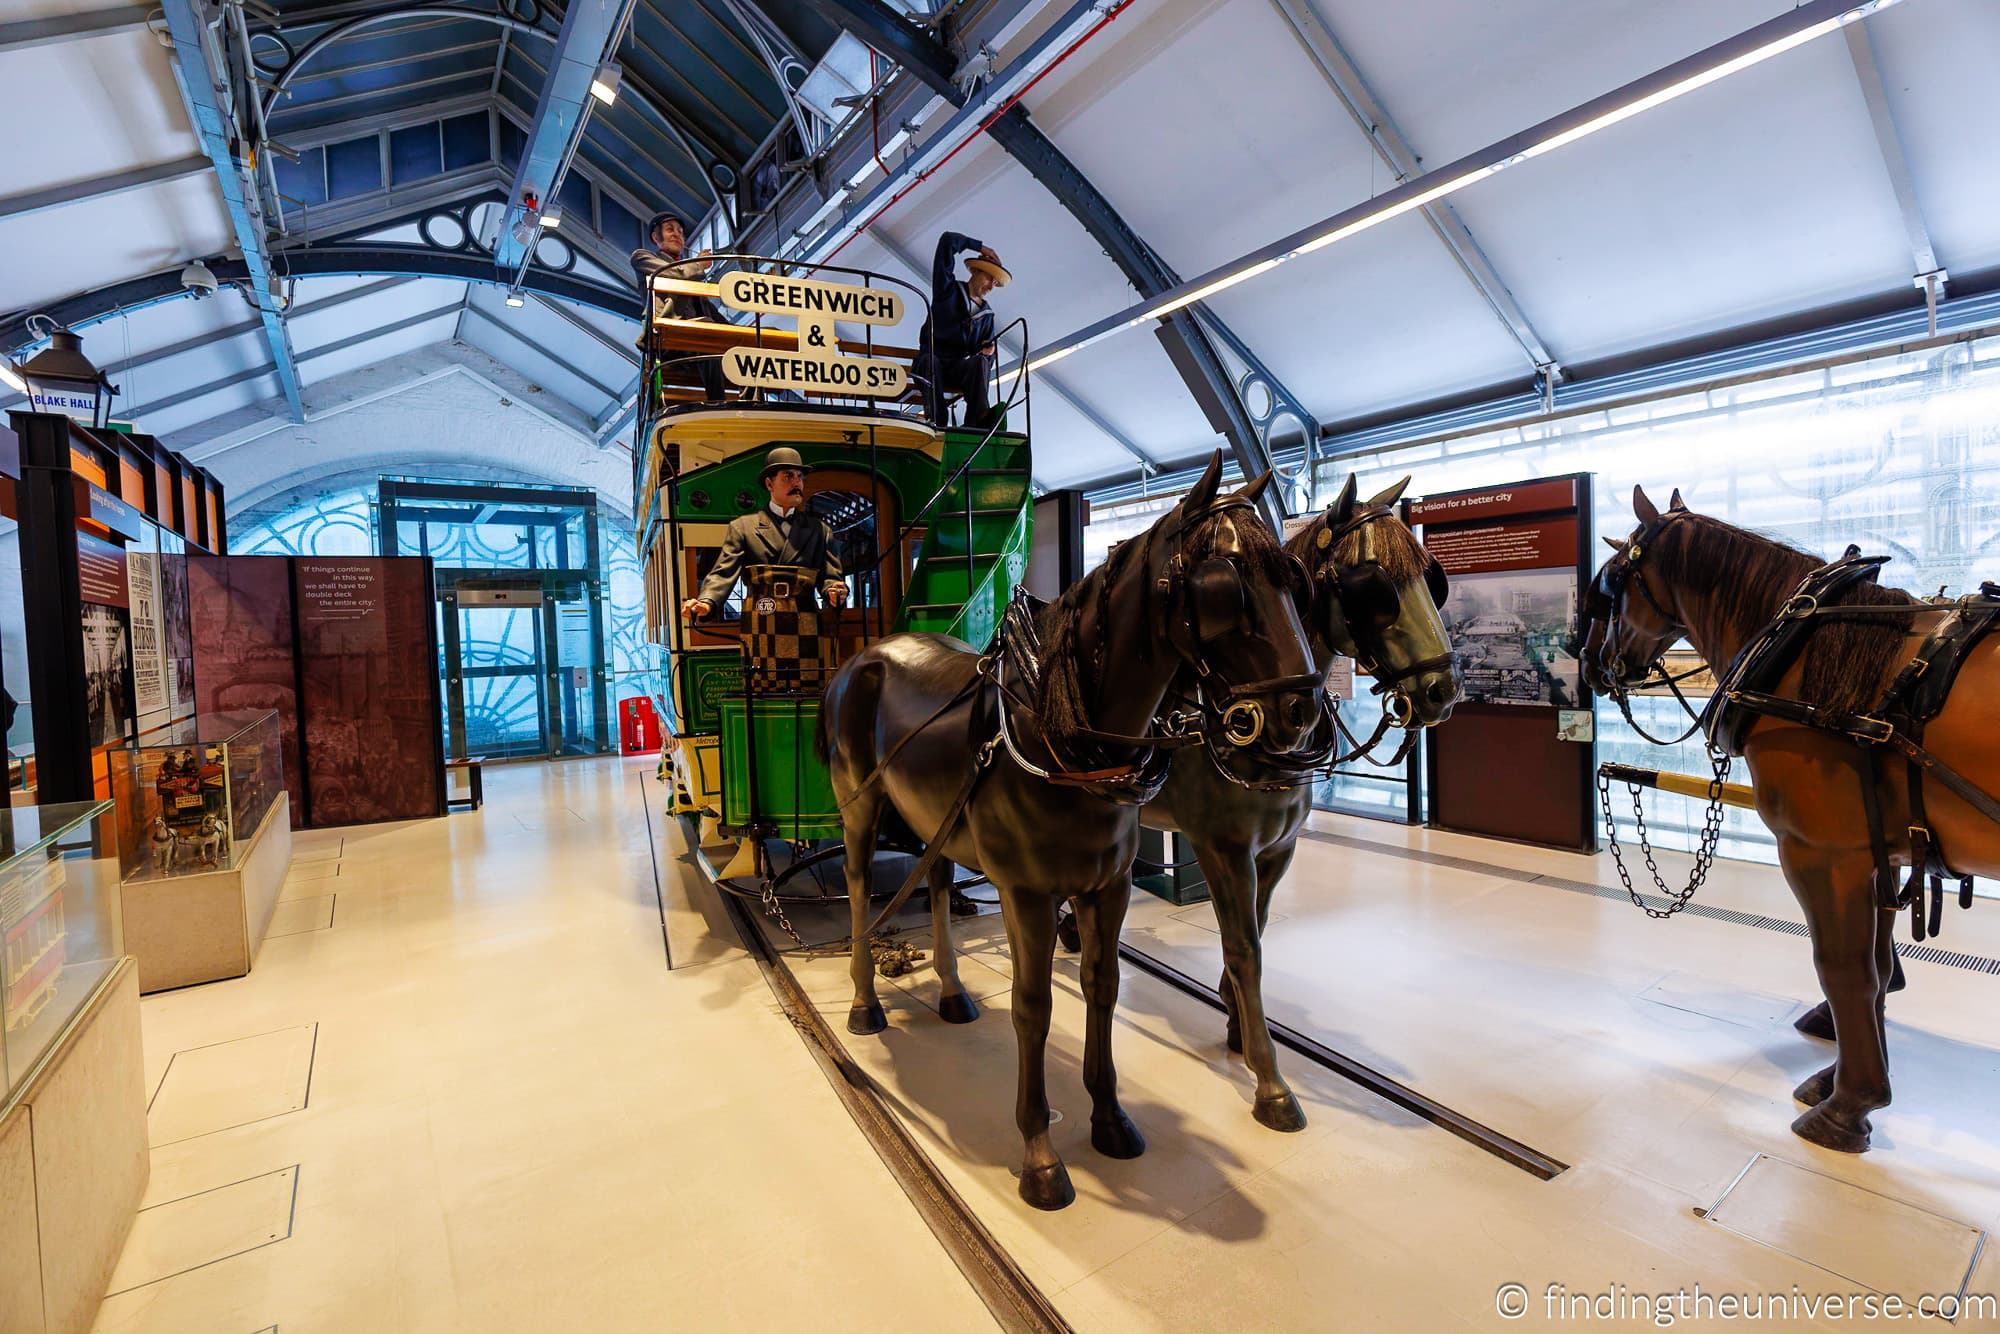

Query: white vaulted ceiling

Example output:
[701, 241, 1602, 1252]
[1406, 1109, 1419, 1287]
[2, 0, 1995, 497]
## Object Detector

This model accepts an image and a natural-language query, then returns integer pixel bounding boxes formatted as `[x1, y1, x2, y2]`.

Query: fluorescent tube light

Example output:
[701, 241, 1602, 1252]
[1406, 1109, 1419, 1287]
[505, 293, 526, 308]
[1008, 0, 1909, 377]
[539, 209, 561, 230]
[0, 359, 25, 395]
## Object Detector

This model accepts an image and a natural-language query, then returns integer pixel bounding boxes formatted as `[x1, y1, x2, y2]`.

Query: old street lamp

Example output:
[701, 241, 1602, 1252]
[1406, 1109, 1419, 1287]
[18, 325, 117, 429]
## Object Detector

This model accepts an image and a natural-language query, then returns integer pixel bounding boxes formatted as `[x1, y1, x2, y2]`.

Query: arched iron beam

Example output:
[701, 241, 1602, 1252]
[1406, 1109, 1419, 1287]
[802, 0, 1303, 522]
[257, 3, 728, 213]
[0, 248, 641, 356]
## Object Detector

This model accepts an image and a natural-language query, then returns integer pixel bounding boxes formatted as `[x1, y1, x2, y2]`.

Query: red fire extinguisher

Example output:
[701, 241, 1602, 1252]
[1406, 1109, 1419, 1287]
[620, 696, 662, 755]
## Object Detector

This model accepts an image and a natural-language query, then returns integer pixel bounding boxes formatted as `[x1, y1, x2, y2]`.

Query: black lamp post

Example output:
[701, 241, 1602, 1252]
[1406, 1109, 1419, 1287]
[17, 326, 117, 430]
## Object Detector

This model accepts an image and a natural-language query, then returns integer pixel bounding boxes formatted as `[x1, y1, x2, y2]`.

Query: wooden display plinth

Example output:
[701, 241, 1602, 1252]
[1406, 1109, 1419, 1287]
[120, 793, 293, 994]
[0, 957, 149, 1333]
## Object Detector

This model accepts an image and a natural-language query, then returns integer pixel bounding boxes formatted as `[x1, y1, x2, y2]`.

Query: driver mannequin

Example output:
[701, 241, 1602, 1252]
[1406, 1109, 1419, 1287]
[681, 448, 850, 621]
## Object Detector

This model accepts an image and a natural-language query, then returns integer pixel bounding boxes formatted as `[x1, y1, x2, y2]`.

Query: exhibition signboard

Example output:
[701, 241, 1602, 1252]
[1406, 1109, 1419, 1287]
[1413, 474, 1597, 851]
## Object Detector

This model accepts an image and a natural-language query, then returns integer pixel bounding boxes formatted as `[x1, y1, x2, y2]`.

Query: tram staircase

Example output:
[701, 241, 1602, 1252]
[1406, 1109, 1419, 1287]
[894, 429, 1033, 650]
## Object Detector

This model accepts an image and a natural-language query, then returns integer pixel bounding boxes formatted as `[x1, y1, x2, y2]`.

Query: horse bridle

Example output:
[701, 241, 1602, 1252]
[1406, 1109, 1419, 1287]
[1185, 503, 1458, 789]
[1321, 503, 1455, 709]
[994, 491, 1326, 798]
[1577, 509, 1713, 744]
[1155, 499, 1327, 749]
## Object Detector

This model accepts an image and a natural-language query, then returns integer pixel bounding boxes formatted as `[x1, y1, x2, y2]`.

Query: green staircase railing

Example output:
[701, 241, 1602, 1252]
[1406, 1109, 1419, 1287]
[894, 429, 1033, 649]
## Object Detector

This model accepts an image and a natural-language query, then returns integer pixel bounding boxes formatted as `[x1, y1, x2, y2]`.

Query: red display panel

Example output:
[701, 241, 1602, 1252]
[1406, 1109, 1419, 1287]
[188, 555, 305, 817]
[293, 558, 442, 825]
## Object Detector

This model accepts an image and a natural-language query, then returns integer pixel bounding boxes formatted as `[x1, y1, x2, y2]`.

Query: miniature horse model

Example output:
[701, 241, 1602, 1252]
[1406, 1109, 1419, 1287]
[820, 453, 1323, 1209]
[1582, 486, 2000, 1153]
[1141, 475, 1461, 1131]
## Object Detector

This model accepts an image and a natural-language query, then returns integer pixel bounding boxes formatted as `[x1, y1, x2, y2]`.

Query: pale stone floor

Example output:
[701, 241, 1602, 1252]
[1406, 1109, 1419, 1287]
[764, 808, 2000, 1331]
[92, 757, 993, 1334]
[93, 755, 2000, 1331]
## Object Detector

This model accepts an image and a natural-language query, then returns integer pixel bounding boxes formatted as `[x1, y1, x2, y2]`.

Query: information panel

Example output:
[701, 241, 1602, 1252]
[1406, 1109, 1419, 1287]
[1413, 473, 1596, 851]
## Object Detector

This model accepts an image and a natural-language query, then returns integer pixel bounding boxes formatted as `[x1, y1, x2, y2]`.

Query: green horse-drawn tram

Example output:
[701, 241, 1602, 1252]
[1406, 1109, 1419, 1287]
[632, 254, 1035, 920]
[634, 252, 1473, 1209]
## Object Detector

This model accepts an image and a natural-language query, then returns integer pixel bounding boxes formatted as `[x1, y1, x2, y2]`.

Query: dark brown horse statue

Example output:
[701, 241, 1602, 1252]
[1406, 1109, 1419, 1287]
[1139, 475, 1461, 1132]
[1582, 486, 2000, 1153]
[819, 452, 1323, 1209]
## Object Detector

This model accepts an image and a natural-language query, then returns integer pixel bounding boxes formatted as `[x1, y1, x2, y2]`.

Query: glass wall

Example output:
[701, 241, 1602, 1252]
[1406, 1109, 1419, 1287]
[231, 479, 659, 759]
[1084, 332, 2000, 861]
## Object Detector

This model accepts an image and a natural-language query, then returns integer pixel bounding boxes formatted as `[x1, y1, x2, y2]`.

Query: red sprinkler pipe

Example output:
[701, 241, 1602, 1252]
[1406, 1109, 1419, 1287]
[826, 0, 1135, 262]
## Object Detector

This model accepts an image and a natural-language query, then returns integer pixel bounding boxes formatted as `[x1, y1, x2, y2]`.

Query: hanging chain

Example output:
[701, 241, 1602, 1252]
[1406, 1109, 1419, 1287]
[1600, 744, 1732, 918]
[752, 835, 803, 945]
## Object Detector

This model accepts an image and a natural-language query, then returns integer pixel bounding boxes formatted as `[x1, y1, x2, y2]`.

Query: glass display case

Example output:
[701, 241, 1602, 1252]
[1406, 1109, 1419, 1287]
[112, 710, 284, 883]
[1, 800, 121, 1102]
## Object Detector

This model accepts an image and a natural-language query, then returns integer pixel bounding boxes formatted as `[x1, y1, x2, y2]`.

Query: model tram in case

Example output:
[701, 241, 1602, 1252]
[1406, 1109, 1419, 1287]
[633, 256, 1032, 895]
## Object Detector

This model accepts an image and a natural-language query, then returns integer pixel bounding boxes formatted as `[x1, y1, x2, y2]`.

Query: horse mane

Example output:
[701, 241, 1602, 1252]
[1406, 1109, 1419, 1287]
[1039, 500, 1293, 752]
[1286, 507, 1426, 582]
[1656, 513, 1917, 716]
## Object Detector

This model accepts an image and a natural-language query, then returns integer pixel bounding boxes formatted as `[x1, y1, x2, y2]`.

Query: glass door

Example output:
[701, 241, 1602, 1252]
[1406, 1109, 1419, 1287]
[549, 587, 608, 757]
[442, 595, 551, 760]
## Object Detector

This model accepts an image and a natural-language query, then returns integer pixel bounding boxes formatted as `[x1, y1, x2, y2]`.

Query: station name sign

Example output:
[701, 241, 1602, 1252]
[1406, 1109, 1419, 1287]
[717, 271, 908, 399]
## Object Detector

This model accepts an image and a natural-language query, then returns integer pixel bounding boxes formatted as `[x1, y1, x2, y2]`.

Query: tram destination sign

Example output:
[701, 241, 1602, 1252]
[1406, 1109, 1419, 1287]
[722, 347, 908, 397]
[718, 272, 903, 325]
[717, 270, 910, 399]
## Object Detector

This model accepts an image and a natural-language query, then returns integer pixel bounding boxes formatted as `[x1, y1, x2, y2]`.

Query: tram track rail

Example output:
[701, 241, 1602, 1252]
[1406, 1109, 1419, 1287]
[1112, 944, 1569, 1181]
[651, 801, 1071, 1334]
[644, 774, 1562, 1329]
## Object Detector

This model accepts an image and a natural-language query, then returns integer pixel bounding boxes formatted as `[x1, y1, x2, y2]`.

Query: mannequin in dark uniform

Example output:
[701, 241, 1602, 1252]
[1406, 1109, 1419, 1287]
[913, 231, 1009, 427]
[631, 210, 727, 403]
[681, 448, 849, 620]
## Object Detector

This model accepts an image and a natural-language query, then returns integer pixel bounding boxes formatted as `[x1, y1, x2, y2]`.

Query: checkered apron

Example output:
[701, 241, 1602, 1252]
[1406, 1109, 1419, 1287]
[741, 564, 833, 694]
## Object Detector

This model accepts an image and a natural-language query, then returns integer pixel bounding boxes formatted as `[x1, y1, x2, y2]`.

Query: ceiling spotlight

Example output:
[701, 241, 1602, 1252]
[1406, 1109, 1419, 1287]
[539, 209, 561, 230]
[504, 293, 525, 308]
[589, 62, 621, 105]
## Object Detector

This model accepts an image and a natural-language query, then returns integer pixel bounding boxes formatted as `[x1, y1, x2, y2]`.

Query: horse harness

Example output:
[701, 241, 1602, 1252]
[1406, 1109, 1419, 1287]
[839, 493, 1310, 935]
[1590, 511, 2000, 940]
[1180, 502, 1452, 791]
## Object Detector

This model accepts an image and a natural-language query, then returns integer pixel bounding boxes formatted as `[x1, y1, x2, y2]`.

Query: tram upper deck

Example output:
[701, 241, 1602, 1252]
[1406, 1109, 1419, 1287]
[629, 257, 1032, 844]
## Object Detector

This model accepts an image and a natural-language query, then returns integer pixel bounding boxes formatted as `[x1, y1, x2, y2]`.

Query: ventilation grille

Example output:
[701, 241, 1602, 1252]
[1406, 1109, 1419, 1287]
[1306, 830, 2000, 976]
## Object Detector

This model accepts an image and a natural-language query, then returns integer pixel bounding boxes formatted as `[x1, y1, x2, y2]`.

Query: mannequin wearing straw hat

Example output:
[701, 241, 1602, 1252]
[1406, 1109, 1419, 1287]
[913, 230, 1009, 428]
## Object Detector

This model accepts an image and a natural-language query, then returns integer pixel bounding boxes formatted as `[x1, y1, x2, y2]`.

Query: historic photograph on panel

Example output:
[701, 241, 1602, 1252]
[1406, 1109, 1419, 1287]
[1439, 565, 1581, 707]
[81, 602, 134, 747]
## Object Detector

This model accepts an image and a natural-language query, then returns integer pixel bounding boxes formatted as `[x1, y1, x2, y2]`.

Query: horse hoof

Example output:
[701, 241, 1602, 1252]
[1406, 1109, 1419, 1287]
[1019, 1162, 1075, 1211]
[846, 1001, 887, 1035]
[1792, 1065, 1836, 1108]
[938, 992, 980, 1024]
[1793, 1002, 1836, 1042]
[1791, 1102, 1872, 1154]
[1254, 1091, 1308, 1133]
[1056, 914, 1082, 954]
[1091, 1111, 1146, 1160]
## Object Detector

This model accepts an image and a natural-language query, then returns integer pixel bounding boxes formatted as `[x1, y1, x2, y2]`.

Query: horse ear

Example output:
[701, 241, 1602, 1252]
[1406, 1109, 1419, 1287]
[1238, 469, 1274, 505]
[1328, 473, 1359, 523]
[1366, 476, 1411, 508]
[1604, 535, 1623, 552]
[1668, 487, 1687, 512]
[1633, 484, 1661, 526]
[1184, 449, 1224, 512]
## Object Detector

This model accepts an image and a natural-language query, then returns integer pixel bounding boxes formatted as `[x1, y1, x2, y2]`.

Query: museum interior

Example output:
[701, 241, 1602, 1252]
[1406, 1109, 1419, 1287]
[3, 0, 1999, 1329]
